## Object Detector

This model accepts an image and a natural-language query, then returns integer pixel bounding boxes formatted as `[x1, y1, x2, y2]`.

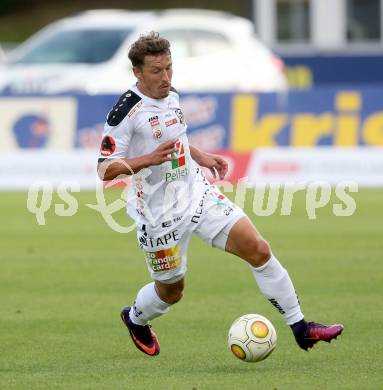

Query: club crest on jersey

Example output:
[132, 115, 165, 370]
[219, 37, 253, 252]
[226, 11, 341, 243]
[153, 129, 162, 139]
[175, 109, 185, 125]
[149, 115, 162, 139]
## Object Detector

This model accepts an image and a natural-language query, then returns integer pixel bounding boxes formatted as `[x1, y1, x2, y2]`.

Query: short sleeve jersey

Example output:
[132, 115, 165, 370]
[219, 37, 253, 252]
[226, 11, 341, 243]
[98, 84, 206, 228]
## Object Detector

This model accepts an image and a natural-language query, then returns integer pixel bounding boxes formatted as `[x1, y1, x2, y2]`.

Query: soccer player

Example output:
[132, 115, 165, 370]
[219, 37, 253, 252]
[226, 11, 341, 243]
[97, 32, 343, 356]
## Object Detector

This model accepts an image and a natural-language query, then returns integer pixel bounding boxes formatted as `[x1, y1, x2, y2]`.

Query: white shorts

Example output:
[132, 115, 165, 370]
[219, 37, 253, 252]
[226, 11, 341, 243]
[136, 184, 246, 283]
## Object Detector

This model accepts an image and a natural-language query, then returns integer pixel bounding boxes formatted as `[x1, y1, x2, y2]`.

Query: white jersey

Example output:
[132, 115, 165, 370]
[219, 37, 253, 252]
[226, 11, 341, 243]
[98, 84, 209, 230]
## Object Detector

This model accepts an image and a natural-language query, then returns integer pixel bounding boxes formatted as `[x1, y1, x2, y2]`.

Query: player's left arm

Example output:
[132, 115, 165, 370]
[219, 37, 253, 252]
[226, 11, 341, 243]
[189, 145, 228, 180]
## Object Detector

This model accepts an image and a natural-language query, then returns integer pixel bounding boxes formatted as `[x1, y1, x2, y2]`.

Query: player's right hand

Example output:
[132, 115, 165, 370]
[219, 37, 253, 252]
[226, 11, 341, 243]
[148, 139, 178, 166]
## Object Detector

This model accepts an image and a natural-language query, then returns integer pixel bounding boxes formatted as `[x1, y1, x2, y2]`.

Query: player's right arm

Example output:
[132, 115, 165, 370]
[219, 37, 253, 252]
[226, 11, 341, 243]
[97, 139, 177, 181]
[97, 90, 177, 181]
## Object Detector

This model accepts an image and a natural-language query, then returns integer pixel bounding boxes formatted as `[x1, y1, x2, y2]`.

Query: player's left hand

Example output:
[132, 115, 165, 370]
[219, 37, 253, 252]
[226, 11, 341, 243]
[201, 153, 228, 180]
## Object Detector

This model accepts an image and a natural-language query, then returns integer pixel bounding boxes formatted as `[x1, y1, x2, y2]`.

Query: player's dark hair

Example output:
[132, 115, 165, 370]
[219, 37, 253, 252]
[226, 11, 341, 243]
[128, 31, 171, 67]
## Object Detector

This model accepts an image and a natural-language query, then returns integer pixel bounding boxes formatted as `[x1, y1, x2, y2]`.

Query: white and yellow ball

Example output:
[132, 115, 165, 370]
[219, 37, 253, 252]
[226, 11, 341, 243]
[228, 313, 277, 362]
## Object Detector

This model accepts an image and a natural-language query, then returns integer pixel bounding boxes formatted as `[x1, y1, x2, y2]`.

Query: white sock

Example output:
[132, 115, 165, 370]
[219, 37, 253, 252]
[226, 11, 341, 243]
[250, 254, 304, 325]
[129, 282, 171, 326]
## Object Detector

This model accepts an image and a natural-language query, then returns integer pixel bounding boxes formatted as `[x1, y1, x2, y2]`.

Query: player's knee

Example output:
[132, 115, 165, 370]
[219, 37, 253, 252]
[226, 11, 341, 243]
[247, 238, 271, 267]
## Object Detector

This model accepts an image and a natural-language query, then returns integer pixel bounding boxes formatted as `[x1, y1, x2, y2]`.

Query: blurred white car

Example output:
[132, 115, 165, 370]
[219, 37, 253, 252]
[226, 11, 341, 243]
[0, 9, 287, 94]
[0, 45, 7, 63]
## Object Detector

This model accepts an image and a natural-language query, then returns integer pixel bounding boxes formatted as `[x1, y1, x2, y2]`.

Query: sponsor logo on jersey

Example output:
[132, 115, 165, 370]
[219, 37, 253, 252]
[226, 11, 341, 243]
[163, 139, 189, 182]
[207, 191, 226, 205]
[149, 115, 162, 139]
[207, 190, 234, 216]
[171, 140, 186, 168]
[139, 229, 180, 248]
[127, 100, 143, 118]
[149, 116, 159, 125]
[164, 167, 188, 182]
[144, 246, 181, 272]
[161, 216, 183, 228]
[191, 188, 232, 223]
[100, 135, 116, 156]
[165, 118, 177, 127]
[191, 188, 209, 223]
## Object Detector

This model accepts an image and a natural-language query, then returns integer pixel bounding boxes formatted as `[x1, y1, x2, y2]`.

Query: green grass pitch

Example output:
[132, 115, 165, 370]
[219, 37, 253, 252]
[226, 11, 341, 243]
[1, 189, 382, 389]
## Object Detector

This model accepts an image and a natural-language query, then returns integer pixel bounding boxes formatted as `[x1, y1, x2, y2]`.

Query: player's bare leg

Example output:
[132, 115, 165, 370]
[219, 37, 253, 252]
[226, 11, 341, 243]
[225, 216, 343, 351]
[155, 277, 184, 304]
[224, 216, 271, 267]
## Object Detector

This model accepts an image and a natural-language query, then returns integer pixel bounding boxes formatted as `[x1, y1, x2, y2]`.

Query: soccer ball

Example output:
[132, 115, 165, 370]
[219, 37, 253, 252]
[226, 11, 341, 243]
[228, 313, 277, 363]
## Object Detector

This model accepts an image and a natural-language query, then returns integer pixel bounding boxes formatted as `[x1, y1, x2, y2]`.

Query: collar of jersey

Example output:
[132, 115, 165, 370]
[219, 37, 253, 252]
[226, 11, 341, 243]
[131, 84, 172, 109]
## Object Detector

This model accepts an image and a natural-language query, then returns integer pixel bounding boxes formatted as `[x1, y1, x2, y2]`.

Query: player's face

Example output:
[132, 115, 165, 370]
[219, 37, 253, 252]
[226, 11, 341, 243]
[134, 54, 173, 99]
